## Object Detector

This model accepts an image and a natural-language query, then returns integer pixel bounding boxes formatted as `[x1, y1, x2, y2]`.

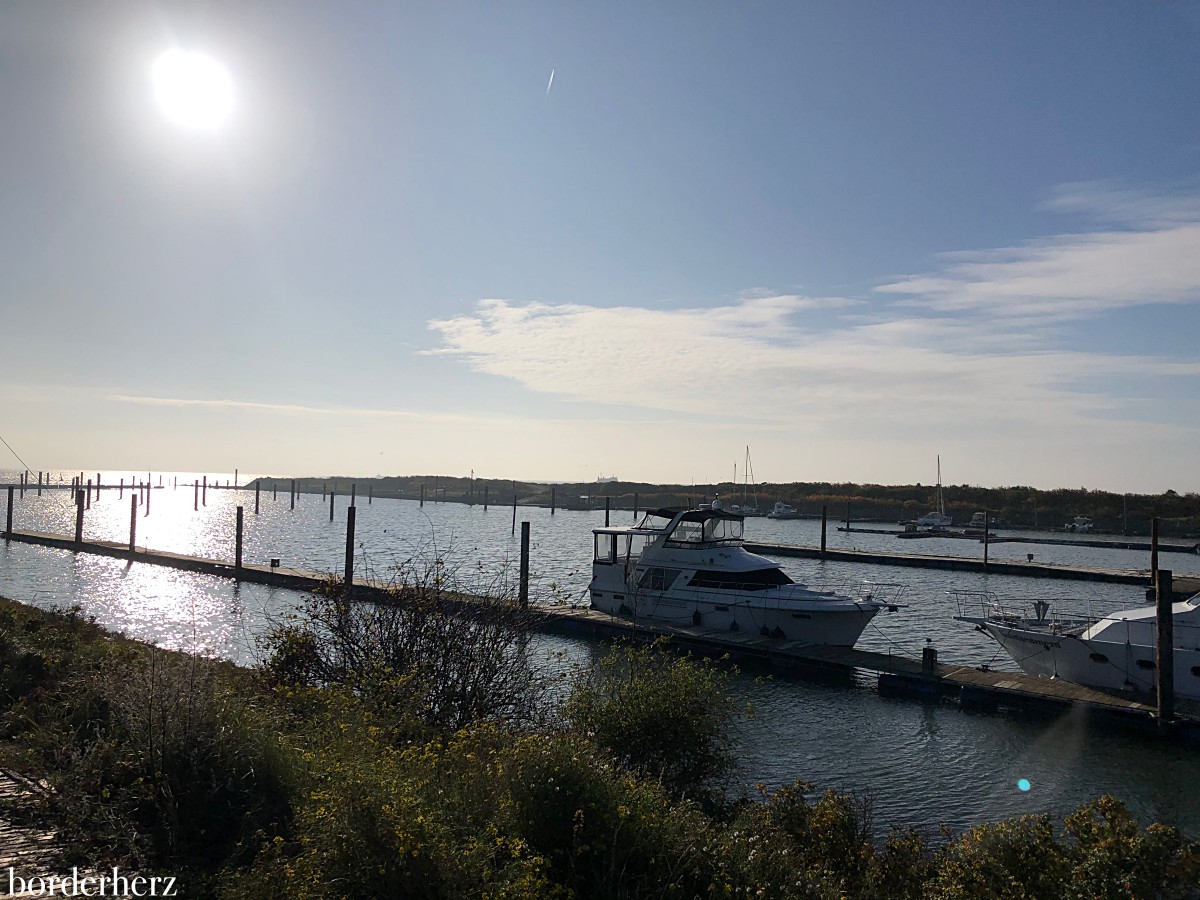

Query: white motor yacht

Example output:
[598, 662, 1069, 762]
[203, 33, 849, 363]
[589, 505, 897, 645]
[954, 591, 1200, 701]
[766, 500, 801, 519]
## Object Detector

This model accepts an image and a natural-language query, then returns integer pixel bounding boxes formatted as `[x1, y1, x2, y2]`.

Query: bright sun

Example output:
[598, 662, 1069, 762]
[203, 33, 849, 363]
[151, 49, 235, 131]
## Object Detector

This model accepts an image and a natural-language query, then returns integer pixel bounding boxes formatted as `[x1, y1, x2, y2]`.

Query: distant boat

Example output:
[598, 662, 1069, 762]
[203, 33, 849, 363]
[911, 455, 951, 529]
[1065, 516, 1094, 533]
[767, 500, 801, 520]
[727, 446, 764, 517]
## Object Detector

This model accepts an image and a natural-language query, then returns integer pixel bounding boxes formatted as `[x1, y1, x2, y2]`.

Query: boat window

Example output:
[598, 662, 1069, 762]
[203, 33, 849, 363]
[703, 517, 744, 542]
[668, 521, 704, 544]
[619, 533, 651, 558]
[593, 534, 617, 564]
[638, 567, 681, 591]
[687, 568, 794, 591]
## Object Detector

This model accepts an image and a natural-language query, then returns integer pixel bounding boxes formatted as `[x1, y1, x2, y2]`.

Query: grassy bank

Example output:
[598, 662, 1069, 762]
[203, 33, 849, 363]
[1, 592, 1198, 899]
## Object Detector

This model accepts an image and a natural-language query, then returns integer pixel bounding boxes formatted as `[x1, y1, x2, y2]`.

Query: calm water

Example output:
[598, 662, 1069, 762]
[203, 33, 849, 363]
[2, 470, 1199, 837]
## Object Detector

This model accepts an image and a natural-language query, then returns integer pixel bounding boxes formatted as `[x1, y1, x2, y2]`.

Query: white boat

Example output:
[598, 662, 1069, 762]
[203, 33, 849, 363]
[954, 591, 1200, 701]
[910, 455, 951, 528]
[589, 505, 899, 645]
[767, 500, 801, 519]
[727, 446, 764, 516]
[1065, 516, 1094, 533]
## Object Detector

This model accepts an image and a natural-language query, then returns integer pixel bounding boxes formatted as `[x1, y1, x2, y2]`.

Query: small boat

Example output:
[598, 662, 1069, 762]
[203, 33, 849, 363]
[1065, 516, 1094, 533]
[954, 590, 1200, 701]
[907, 455, 951, 528]
[589, 505, 900, 645]
[767, 500, 802, 519]
[727, 446, 764, 516]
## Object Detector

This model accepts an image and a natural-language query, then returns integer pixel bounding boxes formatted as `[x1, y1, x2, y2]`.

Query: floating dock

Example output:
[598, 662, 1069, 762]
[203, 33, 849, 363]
[3, 528, 1197, 740]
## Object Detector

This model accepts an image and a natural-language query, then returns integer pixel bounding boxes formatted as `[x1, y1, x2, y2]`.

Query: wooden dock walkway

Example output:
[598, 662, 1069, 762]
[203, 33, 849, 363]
[3, 528, 1197, 739]
[837, 525, 1199, 555]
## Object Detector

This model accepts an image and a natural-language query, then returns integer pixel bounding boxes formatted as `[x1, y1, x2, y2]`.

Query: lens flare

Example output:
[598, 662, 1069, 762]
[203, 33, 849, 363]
[1017, 778, 1031, 792]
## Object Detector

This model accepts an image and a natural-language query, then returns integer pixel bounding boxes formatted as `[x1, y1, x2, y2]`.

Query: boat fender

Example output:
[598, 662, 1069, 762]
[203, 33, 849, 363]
[729, 620, 740, 632]
[692, 611, 702, 626]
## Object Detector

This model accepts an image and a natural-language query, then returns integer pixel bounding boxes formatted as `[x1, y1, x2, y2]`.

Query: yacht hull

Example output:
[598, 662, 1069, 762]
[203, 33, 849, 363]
[983, 620, 1200, 702]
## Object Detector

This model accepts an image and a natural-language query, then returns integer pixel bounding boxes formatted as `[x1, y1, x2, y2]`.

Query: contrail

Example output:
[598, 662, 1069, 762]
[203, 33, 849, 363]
[545, 68, 555, 97]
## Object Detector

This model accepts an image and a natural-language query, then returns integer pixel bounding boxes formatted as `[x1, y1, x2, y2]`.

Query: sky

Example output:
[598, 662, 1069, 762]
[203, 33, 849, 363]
[2, 2, 1199, 492]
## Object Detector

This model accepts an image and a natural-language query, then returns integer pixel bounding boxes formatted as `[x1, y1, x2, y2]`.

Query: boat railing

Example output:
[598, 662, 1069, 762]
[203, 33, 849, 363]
[948, 590, 1102, 632]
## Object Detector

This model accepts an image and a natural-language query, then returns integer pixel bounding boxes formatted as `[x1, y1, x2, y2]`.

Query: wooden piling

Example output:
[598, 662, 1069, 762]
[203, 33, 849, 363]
[846, 501, 851, 531]
[144, 481, 150, 517]
[86, 479, 92, 510]
[194, 481, 199, 511]
[322, 482, 327, 502]
[1157, 569, 1174, 724]
[605, 496, 610, 527]
[519, 521, 530, 608]
[129, 495, 137, 552]
[290, 479, 296, 511]
[329, 488, 335, 522]
[255, 482, 260, 515]
[484, 484, 489, 510]
[235, 506, 244, 573]
[202, 476, 207, 506]
[420, 484, 425, 507]
[18, 472, 23, 499]
[512, 492, 517, 535]
[74, 490, 84, 545]
[351, 483, 356, 506]
[368, 484, 372, 505]
[272, 482, 277, 501]
[983, 511, 990, 569]
[120, 478, 124, 499]
[821, 505, 828, 556]
[234, 468, 238, 488]
[37, 471, 42, 497]
[344, 505, 356, 595]
[5, 486, 12, 541]
[551, 486, 556, 515]
[1151, 517, 1160, 587]
[633, 492, 638, 519]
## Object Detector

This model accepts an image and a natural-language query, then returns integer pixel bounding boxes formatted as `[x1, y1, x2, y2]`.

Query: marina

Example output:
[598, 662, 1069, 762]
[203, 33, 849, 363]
[3, 471, 1200, 838]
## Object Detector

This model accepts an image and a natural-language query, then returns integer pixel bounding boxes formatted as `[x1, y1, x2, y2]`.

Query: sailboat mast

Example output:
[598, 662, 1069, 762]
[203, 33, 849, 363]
[936, 454, 945, 516]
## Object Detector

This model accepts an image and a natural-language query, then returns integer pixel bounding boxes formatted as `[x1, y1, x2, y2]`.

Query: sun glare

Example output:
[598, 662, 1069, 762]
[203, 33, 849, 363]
[151, 49, 235, 131]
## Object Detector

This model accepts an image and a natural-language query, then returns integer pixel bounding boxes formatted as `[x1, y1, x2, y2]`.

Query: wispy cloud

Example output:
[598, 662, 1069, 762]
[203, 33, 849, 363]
[878, 183, 1200, 320]
[426, 188, 1200, 457]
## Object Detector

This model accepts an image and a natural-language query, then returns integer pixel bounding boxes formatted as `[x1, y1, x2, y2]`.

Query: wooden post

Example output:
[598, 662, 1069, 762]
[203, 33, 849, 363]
[983, 510, 990, 569]
[420, 483, 425, 507]
[322, 482, 327, 502]
[74, 490, 84, 545]
[234, 468, 238, 488]
[144, 481, 150, 517]
[5, 486, 12, 541]
[255, 482, 261, 515]
[291, 479, 296, 510]
[194, 480, 199, 511]
[484, 484, 489, 510]
[19, 472, 24, 499]
[551, 485, 556, 515]
[605, 496, 610, 527]
[235, 506, 244, 573]
[120, 478, 124, 499]
[368, 484, 373, 505]
[512, 492, 517, 535]
[129, 495, 137, 552]
[1151, 517, 1160, 588]
[344, 505, 356, 595]
[846, 501, 851, 531]
[202, 475, 207, 506]
[37, 471, 42, 496]
[820, 505, 828, 556]
[1157, 569, 1174, 725]
[633, 492, 638, 519]
[86, 479, 92, 509]
[351, 483, 356, 506]
[519, 521, 530, 608]
[329, 487, 336, 522]
[272, 482, 277, 501]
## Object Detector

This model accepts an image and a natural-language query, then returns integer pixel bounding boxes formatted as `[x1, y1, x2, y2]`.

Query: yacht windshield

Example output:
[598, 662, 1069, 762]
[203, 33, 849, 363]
[666, 515, 743, 546]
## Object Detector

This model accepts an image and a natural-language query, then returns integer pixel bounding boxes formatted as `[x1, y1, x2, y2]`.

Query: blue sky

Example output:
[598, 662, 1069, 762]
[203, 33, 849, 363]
[2, 2, 1199, 491]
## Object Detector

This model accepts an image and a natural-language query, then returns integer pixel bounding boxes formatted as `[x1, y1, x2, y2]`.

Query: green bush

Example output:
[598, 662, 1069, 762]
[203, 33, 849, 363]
[565, 640, 738, 804]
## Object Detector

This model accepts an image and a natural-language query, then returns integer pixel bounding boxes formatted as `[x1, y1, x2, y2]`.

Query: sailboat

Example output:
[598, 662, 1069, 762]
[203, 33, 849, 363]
[727, 446, 764, 517]
[912, 455, 951, 529]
